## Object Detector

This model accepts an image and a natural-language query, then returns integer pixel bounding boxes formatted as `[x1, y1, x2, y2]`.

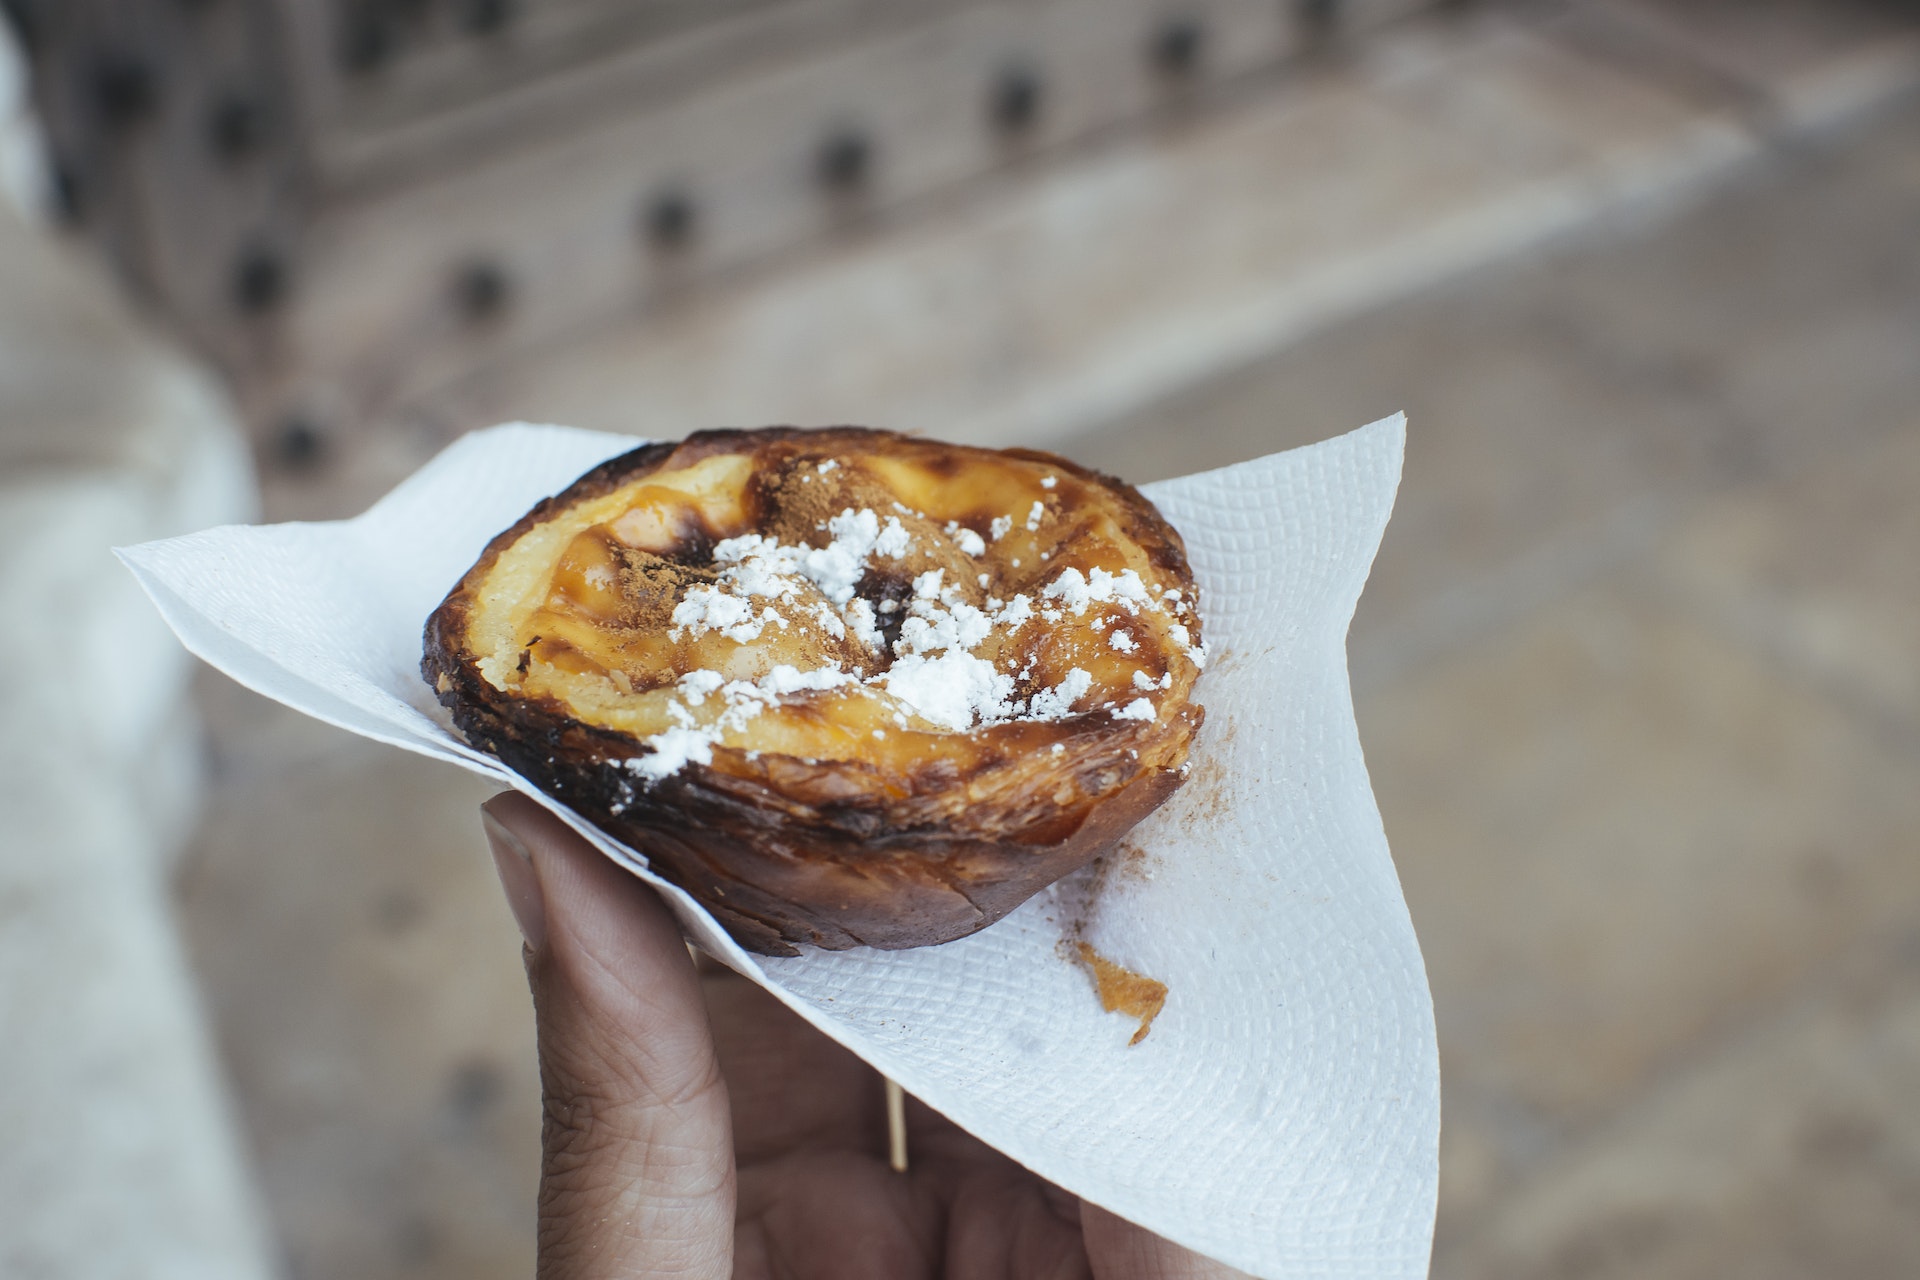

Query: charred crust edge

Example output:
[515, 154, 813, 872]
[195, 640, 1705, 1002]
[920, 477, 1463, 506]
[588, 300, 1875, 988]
[420, 426, 1203, 954]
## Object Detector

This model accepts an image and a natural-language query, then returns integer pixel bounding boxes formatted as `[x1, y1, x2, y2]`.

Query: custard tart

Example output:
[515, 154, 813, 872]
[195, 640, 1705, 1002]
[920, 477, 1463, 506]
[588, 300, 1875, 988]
[424, 427, 1206, 954]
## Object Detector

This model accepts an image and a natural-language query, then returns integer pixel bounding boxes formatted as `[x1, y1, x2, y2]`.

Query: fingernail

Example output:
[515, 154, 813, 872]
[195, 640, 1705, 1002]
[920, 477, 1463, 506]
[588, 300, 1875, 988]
[482, 803, 548, 952]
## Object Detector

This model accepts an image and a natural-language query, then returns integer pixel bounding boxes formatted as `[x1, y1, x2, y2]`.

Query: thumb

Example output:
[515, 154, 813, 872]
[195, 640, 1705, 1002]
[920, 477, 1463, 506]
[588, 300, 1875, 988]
[482, 792, 735, 1279]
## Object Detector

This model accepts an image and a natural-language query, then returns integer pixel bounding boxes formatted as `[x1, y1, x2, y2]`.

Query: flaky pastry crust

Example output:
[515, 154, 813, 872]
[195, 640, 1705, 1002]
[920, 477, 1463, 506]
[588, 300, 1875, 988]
[423, 427, 1204, 954]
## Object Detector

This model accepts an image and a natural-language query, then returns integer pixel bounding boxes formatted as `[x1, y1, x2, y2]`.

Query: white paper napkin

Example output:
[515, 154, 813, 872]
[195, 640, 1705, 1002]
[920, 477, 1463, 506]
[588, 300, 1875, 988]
[120, 414, 1434, 1278]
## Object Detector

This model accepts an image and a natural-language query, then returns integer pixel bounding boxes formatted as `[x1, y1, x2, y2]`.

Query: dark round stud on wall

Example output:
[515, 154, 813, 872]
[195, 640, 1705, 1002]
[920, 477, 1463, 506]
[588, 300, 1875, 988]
[91, 54, 160, 131]
[461, 0, 514, 36]
[207, 92, 268, 161]
[339, 10, 390, 74]
[989, 64, 1044, 135]
[644, 188, 697, 250]
[453, 258, 511, 322]
[1299, 0, 1340, 36]
[816, 127, 873, 192]
[1149, 14, 1205, 77]
[232, 245, 287, 314]
[271, 414, 326, 472]
[47, 156, 84, 226]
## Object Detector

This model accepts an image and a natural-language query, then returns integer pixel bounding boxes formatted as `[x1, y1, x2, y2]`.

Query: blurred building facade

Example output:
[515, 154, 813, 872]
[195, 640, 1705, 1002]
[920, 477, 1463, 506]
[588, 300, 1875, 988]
[13, 0, 1432, 455]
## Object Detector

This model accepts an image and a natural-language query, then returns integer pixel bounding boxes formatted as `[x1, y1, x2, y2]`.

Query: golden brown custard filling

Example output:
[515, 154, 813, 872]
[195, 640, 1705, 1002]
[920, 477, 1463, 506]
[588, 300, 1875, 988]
[464, 438, 1204, 779]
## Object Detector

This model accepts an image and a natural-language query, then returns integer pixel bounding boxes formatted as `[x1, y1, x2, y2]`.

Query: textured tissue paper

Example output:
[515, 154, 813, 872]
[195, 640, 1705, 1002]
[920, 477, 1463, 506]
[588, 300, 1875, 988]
[121, 413, 1436, 1278]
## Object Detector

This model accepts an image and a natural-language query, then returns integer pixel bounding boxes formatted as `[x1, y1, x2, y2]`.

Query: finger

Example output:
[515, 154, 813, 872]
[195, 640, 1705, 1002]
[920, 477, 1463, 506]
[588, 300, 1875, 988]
[1080, 1203, 1254, 1280]
[699, 963, 886, 1165]
[483, 792, 735, 1280]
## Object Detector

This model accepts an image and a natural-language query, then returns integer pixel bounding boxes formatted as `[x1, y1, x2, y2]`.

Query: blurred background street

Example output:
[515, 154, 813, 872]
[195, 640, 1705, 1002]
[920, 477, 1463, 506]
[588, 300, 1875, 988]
[2, 1, 1917, 1277]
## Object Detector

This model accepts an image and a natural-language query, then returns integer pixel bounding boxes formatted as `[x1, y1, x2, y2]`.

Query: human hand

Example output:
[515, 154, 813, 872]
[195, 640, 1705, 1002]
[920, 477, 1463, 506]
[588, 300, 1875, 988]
[481, 791, 1248, 1279]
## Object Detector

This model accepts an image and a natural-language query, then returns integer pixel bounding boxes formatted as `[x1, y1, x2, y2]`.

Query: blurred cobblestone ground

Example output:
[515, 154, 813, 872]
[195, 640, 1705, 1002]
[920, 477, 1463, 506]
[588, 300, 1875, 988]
[180, 53, 1920, 1280]
[1070, 88, 1920, 1280]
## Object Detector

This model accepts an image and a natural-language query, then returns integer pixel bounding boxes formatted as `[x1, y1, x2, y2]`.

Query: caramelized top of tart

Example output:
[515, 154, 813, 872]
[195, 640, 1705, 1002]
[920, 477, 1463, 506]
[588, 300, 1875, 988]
[455, 431, 1204, 783]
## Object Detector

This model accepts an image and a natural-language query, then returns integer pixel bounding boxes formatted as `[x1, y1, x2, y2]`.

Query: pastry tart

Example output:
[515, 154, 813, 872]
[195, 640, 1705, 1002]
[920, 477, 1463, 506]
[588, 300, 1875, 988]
[424, 427, 1206, 954]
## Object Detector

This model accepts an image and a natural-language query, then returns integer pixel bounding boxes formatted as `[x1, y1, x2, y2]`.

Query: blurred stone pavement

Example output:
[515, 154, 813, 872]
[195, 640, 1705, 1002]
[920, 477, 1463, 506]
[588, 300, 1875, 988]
[1069, 90, 1920, 1279]
[165, 8, 1920, 1280]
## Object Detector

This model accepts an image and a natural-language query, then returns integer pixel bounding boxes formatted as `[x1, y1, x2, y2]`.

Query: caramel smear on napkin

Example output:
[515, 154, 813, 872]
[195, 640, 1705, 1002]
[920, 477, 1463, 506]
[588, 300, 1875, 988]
[1074, 942, 1169, 1045]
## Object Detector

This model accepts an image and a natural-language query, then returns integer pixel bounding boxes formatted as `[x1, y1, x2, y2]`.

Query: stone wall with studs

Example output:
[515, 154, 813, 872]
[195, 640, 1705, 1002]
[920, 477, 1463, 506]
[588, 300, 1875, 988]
[7, 0, 1435, 459]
